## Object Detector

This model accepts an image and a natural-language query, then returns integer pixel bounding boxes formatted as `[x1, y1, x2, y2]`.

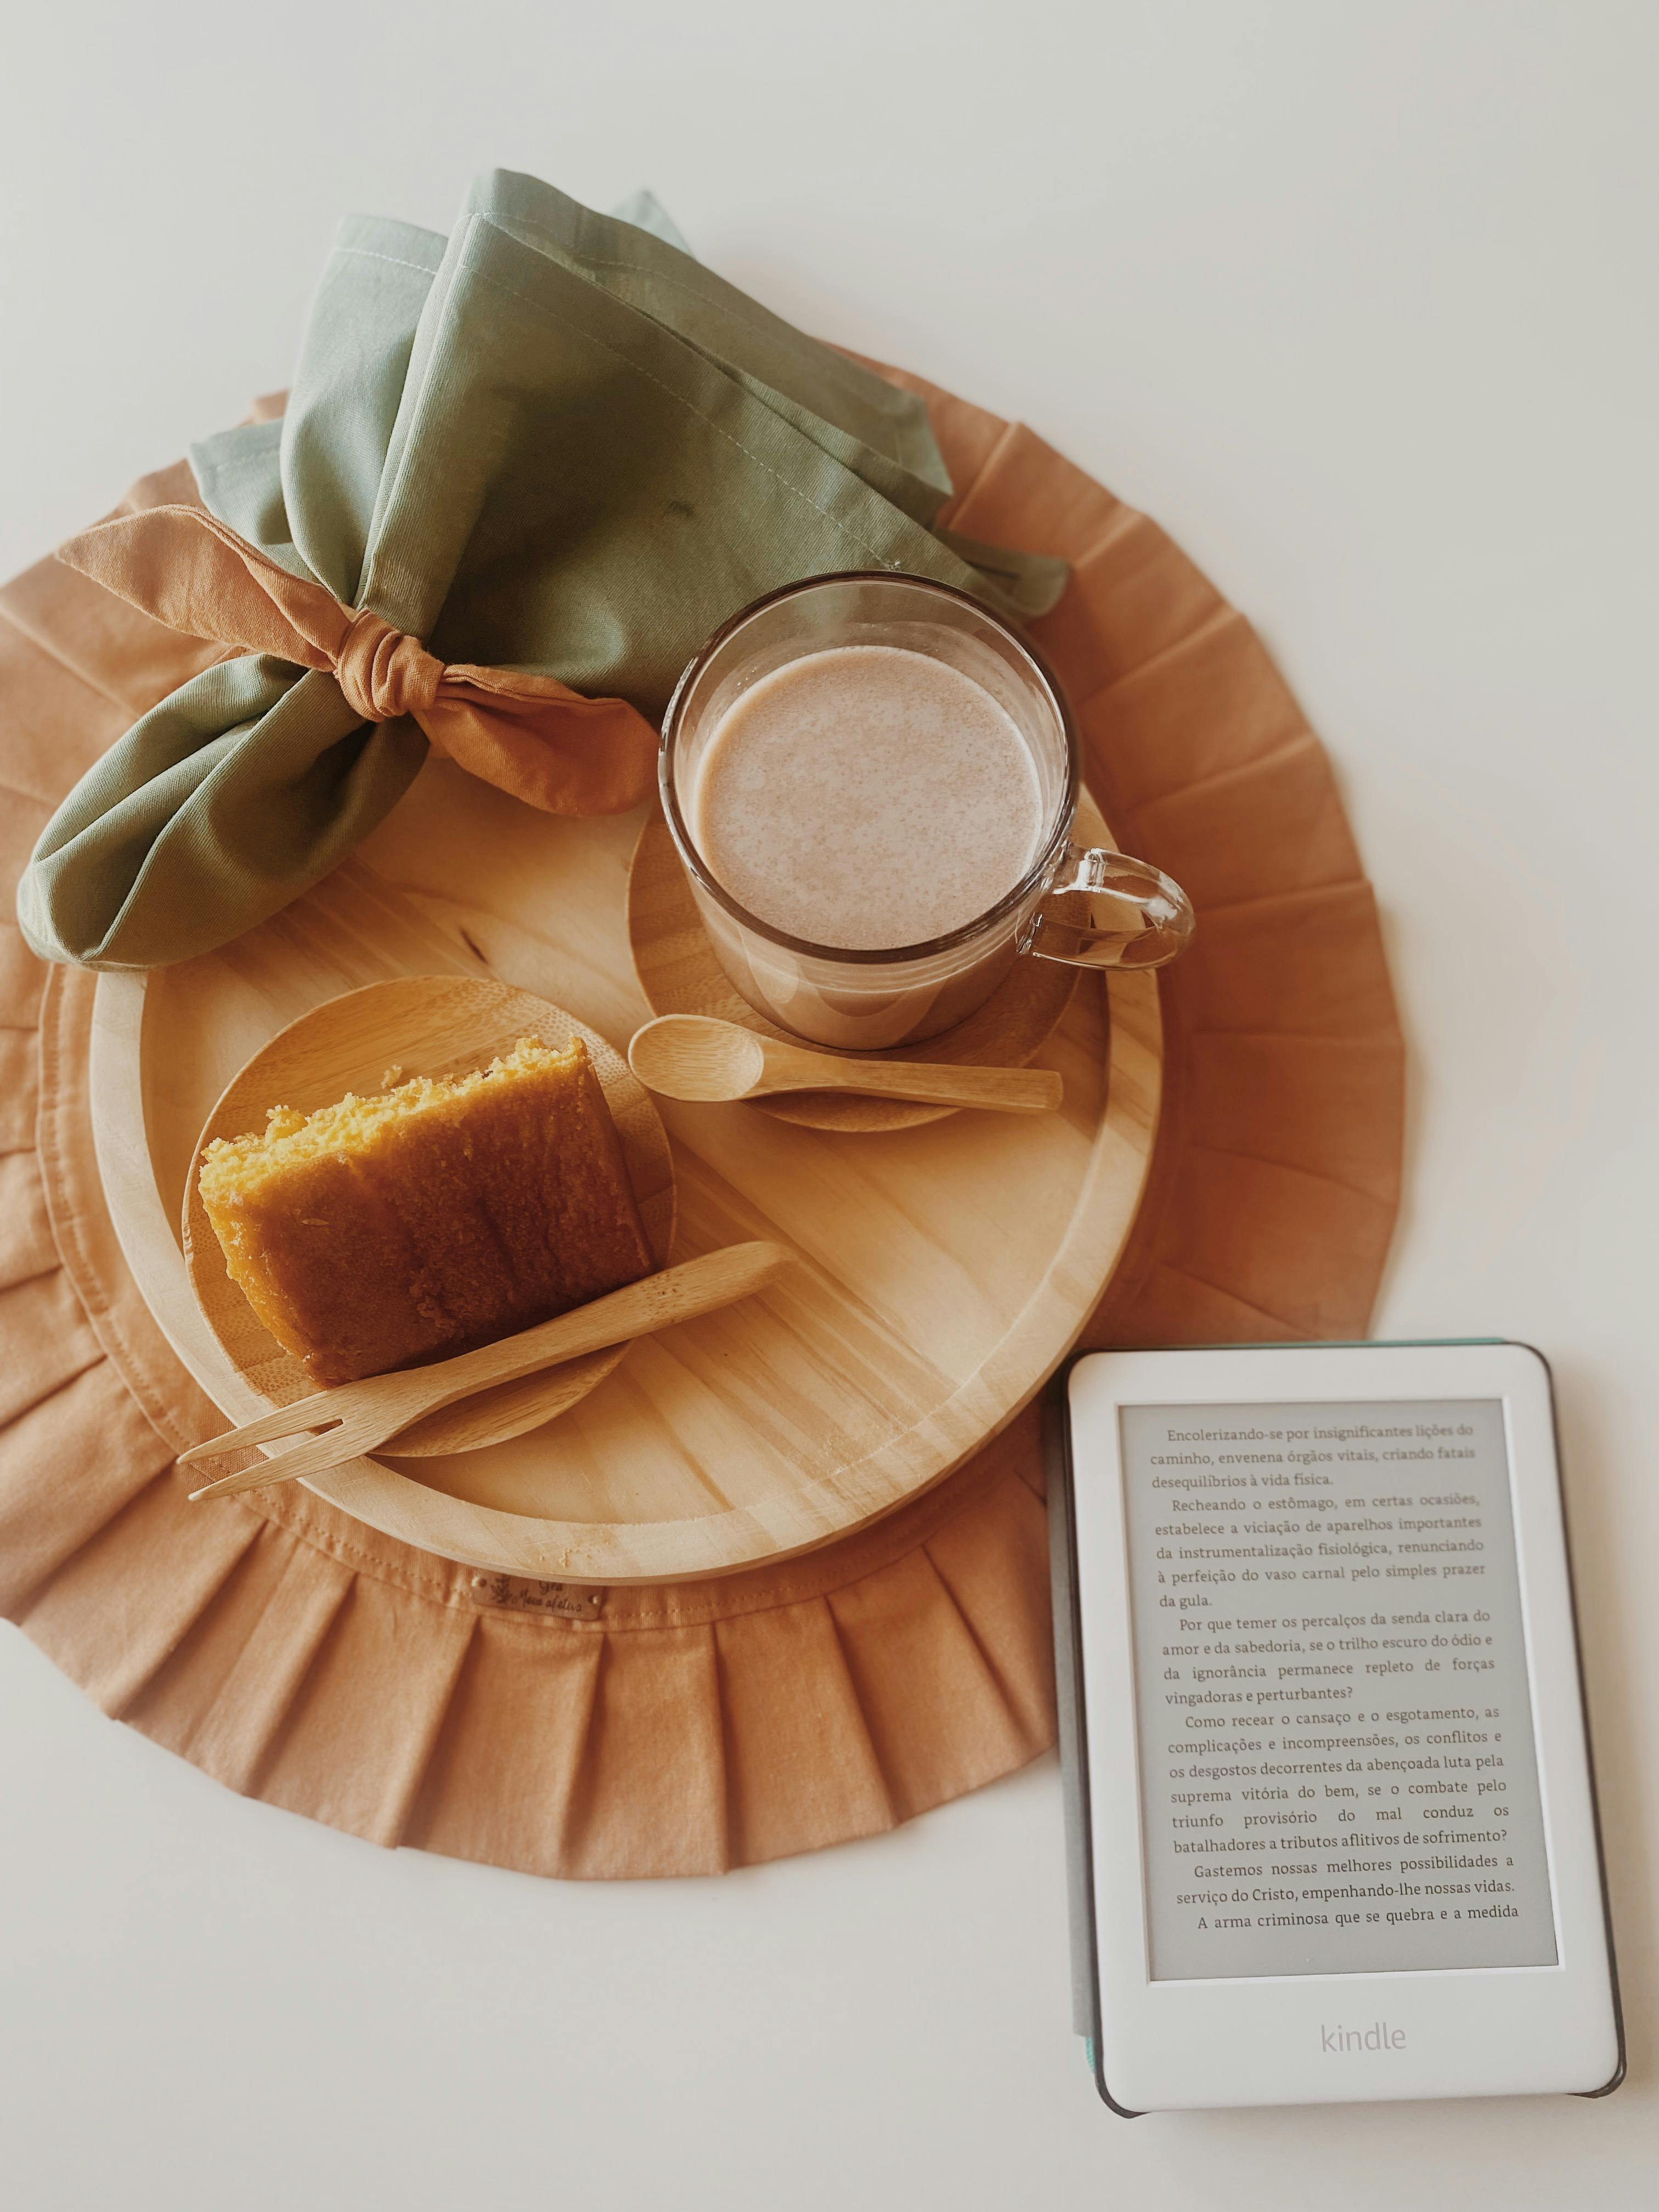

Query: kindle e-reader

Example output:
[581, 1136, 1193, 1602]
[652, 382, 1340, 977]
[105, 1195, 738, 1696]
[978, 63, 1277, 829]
[1048, 1341, 1622, 2112]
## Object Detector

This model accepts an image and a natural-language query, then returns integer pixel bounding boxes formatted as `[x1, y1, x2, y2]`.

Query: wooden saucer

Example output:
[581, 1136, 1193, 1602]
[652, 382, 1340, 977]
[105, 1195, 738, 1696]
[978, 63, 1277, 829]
[182, 974, 676, 1436]
[624, 796, 1115, 1133]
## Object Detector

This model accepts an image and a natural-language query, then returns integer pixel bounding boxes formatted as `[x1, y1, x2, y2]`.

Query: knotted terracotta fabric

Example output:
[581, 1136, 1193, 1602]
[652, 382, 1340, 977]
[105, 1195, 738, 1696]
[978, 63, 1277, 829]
[59, 507, 658, 817]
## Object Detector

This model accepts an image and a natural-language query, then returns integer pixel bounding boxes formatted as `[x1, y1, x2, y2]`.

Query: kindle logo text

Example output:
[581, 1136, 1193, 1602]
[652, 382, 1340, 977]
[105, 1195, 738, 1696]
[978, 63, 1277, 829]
[1321, 2022, 1407, 2054]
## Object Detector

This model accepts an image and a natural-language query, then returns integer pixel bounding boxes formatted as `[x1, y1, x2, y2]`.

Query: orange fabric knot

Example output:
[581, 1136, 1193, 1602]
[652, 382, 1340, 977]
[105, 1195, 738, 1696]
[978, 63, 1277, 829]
[334, 610, 445, 724]
[54, 504, 659, 819]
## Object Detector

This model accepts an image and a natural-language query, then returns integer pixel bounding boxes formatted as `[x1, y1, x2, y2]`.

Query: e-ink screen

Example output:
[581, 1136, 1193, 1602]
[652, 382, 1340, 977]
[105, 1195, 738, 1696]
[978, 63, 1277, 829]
[1119, 1400, 1558, 1980]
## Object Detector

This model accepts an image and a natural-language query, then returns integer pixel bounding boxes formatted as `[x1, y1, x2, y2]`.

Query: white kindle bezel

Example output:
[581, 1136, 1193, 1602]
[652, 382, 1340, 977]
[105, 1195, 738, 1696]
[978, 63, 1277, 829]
[1058, 1341, 1622, 2112]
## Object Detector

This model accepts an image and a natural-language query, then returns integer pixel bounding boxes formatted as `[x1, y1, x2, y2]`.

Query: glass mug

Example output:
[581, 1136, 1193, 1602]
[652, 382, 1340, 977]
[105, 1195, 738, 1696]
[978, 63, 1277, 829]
[659, 572, 1194, 1052]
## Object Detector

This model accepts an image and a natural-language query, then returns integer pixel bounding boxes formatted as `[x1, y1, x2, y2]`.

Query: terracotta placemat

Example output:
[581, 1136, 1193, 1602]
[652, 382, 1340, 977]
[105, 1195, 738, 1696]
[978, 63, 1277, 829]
[0, 364, 1403, 1877]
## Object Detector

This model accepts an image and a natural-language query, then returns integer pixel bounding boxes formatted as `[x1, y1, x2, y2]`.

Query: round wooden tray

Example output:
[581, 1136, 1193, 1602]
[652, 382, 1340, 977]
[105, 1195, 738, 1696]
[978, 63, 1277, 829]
[89, 761, 1163, 1583]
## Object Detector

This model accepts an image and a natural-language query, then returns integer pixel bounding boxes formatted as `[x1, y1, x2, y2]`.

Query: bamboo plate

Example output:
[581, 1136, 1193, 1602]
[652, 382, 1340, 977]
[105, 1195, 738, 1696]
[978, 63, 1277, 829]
[89, 760, 1163, 1583]
[181, 975, 678, 1444]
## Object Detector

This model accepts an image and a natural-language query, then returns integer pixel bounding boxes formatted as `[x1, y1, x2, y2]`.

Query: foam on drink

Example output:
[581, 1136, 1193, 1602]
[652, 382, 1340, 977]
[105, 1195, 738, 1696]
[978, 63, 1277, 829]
[689, 644, 1044, 951]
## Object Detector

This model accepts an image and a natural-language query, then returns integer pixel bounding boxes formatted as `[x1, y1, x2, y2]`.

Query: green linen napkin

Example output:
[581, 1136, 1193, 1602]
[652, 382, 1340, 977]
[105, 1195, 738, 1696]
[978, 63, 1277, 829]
[18, 172, 1066, 970]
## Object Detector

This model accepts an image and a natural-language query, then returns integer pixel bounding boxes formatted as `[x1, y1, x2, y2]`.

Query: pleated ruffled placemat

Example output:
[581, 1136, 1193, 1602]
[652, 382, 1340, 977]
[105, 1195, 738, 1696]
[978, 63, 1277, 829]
[0, 363, 1403, 1877]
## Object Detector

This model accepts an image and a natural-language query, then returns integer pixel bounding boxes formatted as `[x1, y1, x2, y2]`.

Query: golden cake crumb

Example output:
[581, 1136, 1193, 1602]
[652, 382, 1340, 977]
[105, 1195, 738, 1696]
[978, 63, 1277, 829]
[198, 1036, 652, 1386]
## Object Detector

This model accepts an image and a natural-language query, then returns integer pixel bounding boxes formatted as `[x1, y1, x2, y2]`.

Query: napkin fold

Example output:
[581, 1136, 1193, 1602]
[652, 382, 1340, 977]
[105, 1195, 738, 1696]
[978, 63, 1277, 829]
[58, 505, 657, 815]
[18, 173, 1068, 970]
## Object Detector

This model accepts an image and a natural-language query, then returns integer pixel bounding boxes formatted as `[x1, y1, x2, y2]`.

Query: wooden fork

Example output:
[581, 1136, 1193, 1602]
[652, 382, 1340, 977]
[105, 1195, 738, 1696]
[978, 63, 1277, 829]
[180, 1241, 792, 1499]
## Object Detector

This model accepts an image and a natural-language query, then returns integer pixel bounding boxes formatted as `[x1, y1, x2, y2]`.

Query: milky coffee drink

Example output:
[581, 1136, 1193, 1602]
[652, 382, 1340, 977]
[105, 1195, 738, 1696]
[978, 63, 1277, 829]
[689, 645, 1043, 951]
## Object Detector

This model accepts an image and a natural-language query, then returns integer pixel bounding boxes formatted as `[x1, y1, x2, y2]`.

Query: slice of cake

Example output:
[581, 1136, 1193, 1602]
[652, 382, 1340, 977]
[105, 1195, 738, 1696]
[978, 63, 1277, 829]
[198, 1036, 653, 1386]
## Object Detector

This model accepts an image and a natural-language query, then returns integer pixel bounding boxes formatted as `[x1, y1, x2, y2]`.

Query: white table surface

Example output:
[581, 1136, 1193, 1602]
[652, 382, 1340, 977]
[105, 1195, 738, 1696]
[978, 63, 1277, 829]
[3, 4, 1655, 2204]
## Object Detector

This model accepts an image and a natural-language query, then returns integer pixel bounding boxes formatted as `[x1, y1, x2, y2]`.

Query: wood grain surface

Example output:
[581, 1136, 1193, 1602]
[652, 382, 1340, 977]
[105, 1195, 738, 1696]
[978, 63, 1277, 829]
[183, 1242, 792, 1494]
[89, 765, 1162, 1581]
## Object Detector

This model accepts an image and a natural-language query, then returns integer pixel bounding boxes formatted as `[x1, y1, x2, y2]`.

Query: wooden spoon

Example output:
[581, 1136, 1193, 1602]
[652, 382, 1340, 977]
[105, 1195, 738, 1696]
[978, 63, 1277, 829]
[627, 1015, 1063, 1114]
[180, 1242, 791, 1498]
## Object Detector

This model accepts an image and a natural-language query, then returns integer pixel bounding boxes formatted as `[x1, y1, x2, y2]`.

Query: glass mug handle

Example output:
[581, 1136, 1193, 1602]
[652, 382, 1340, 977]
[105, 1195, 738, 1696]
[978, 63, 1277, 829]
[1019, 842, 1195, 970]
